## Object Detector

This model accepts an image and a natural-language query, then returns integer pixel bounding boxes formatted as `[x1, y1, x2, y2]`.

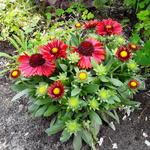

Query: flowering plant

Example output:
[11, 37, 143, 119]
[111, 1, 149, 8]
[3, 19, 145, 149]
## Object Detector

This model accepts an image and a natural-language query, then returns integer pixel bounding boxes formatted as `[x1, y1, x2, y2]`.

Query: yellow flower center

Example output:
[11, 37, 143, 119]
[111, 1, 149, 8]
[68, 124, 77, 132]
[90, 22, 94, 25]
[90, 100, 98, 108]
[100, 91, 107, 99]
[53, 88, 61, 95]
[12, 71, 19, 77]
[69, 98, 79, 107]
[120, 51, 128, 58]
[105, 25, 112, 29]
[130, 63, 136, 69]
[50, 36, 56, 40]
[51, 47, 58, 53]
[78, 72, 88, 80]
[131, 44, 136, 49]
[130, 81, 137, 87]
[75, 23, 81, 27]
[38, 87, 47, 95]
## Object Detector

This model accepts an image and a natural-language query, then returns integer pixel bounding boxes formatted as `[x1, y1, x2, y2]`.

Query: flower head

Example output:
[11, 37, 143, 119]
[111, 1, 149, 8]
[10, 69, 21, 79]
[67, 97, 81, 111]
[94, 64, 107, 76]
[88, 99, 99, 110]
[74, 38, 106, 69]
[75, 23, 82, 28]
[39, 40, 68, 59]
[85, 20, 98, 29]
[76, 70, 88, 81]
[67, 52, 80, 63]
[99, 88, 111, 100]
[36, 82, 48, 97]
[57, 73, 68, 82]
[128, 43, 140, 51]
[128, 79, 140, 89]
[115, 46, 132, 62]
[127, 60, 138, 71]
[96, 18, 122, 35]
[18, 53, 55, 77]
[48, 81, 64, 100]
[66, 120, 81, 134]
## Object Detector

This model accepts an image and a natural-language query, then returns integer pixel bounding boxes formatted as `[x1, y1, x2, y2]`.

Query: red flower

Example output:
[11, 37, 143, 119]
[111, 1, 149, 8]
[128, 80, 140, 89]
[10, 69, 21, 79]
[128, 43, 140, 51]
[18, 53, 55, 77]
[48, 81, 64, 100]
[75, 23, 82, 28]
[115, 46, 132, 62]
[39, 40, 68, 59]
[85, 20, 99, 29]
[96, 18, 122, 35]
[73, 38, 105, 69]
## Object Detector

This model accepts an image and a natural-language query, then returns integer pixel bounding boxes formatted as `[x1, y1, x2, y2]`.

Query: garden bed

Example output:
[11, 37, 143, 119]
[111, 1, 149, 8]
[0, 43, 150, 150]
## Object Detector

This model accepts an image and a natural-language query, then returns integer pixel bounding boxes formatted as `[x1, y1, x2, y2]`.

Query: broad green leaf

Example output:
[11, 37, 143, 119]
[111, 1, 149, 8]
[45, 122, 65, 135]
[59, 64, 67, 72]
[44, 105, 59, 117]
[89, 111, 102, 125]
[35, 98, 51, 105]
[109, 78, 123, 87]
[28, 104, 39, 113]
[71, 88, 81, 96]
[73, 133, 82, 150]
[84, 84, 99, 94]
[60, 129, 71, 142]
[11, 89, 29, 101]
[34, 105, 48, 117]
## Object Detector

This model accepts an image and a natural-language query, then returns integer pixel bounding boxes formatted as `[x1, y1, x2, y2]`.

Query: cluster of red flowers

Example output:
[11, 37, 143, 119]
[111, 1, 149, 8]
[10, 18, 141, 100]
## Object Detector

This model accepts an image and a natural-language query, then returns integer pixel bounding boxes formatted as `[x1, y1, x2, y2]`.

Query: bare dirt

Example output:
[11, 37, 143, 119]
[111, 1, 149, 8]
[0, 42, 150, 150]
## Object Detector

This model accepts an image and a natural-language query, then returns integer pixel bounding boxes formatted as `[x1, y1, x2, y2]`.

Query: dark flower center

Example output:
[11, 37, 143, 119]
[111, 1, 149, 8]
[29, 53, 45, 67]
[77, 41, 94, 56]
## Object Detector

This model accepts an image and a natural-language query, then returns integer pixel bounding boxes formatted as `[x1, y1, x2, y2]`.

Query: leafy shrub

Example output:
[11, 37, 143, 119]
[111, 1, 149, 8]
[1, 19, 146, 149]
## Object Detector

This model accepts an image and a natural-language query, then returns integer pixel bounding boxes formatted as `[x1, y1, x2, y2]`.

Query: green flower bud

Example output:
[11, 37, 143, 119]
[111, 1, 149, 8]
[36, 82, 48, 97]
[88, 99, 99, 110]
[67, 52, 80, 63]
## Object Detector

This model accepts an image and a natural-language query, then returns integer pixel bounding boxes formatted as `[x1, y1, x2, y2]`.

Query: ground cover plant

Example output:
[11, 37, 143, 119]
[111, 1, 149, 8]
[1, 17, 147, 149]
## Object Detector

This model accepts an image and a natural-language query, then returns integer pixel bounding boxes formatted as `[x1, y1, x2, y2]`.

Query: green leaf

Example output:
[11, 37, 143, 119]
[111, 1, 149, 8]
[71, 88, 81, 96]
[60, 129, 71, 142]
[0, 52, 14, 59]
[8, 37, 20, 51]
[34, 105, 48, 117]
[73, 133, 82, 150]
[109, 78, 123, 87]
[28, 104, 39, 113]
[109, 122, 116, 130]
[45, 122, 65, 135]
[11, 89, 29, 101]
[84, 84, 99, 94]
[105, 110, 120, 123]
[59, 64, 67, 72]
[44, 105, 59, 117]
[89, 111, 102, 125]
[81, 130, 95, 148]
[35, 98, 51, 105]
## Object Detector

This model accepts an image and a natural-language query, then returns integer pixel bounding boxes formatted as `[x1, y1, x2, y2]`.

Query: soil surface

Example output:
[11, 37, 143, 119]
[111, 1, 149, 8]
[0, 43, 150, 150]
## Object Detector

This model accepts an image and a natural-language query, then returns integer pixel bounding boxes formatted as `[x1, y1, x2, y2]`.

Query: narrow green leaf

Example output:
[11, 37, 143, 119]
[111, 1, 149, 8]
[59, 64, 67, 72]
[0, 52, 14, 59]
[8, 37, 20, 51]
[60, 129, 71, 142]
[109, 78, 123, 87]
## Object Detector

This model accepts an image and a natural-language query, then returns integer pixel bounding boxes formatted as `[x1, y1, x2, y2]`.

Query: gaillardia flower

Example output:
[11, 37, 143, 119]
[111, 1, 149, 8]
[128, 80, 140, 89]
[85, 20, 98, 29]
[75, 23, 82, 28]
[66, 120, 81, 134]
[74, 38, 106, 69]
[18, 53, 55, 77]
[96, 18, 122, 35]
[39, 40, 68, 59]
[36, 82, 48, 97]
[115, 46, 132, 62]
[128, 43, 140, 51]
[67, 97, 81, 111]
[77, 70, 88, 81]
[10, 69, 21, 79]
[48, 80, 64, 100]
